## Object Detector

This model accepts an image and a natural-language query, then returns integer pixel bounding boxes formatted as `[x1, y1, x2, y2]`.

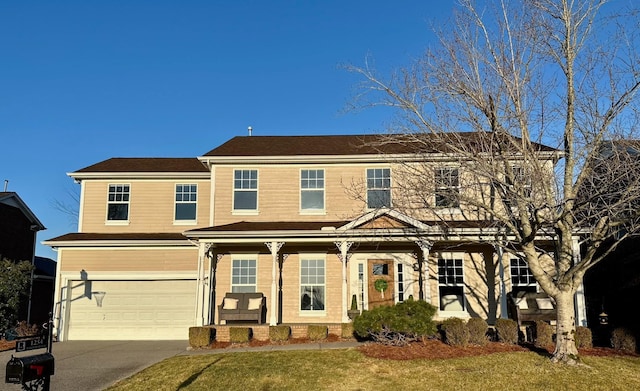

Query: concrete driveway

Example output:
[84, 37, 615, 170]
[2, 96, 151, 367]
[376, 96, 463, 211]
[1, 340, 189, 391]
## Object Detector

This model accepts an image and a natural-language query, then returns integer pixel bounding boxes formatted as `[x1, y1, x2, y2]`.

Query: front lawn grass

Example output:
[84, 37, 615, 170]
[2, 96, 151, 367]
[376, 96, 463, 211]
[106, 349, 640, 391]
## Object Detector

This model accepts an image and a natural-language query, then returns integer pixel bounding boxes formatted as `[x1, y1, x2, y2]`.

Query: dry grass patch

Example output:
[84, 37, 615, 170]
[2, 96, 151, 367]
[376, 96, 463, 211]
[106, 345, 640, 391]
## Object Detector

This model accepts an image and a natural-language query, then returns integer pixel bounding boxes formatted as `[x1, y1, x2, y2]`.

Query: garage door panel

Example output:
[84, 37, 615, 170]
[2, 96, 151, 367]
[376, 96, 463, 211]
[68, 279, 196, 340]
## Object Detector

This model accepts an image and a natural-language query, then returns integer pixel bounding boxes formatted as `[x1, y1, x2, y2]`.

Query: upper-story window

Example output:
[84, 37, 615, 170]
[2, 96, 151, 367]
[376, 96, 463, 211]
[301, 169, 325, 212]
[435, 167, 460, 208]
[508, 166, 532, 197]
[367, 168, 391, 208]
[107, 184, 130, 221]
[233, 170, 258, 211]
[175, 184, 197, 222]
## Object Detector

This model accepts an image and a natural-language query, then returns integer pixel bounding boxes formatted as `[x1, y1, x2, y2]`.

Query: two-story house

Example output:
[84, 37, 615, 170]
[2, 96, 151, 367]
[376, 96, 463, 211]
[45, 134, 588, 341]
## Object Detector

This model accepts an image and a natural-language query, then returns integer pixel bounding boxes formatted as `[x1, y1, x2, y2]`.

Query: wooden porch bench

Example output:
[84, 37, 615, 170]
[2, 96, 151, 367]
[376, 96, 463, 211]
[218, 292, 266, 324]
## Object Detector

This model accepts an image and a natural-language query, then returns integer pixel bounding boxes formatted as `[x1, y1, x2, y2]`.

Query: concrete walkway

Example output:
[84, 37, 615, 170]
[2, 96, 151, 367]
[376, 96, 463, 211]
[1, 340, 362, 391]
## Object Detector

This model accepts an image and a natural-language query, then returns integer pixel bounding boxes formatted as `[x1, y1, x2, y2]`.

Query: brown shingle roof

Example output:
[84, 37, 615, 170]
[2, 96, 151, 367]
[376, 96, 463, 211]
[74, 158, 209, 173]
[202, 133, 558, 157]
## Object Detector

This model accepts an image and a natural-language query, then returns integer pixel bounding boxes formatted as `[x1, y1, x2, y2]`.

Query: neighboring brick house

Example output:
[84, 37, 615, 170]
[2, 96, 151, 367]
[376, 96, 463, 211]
[0, 191, 50, 325]
[44, 134, 588, 341]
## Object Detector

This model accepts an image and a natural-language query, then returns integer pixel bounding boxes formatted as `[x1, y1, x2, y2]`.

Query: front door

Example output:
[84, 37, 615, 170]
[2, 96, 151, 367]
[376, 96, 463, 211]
[367, 259, 395, 309]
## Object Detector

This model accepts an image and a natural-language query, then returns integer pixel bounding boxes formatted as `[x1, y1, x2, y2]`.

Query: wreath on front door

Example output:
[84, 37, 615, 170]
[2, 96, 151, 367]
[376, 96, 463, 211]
[374, 278, 388, 298]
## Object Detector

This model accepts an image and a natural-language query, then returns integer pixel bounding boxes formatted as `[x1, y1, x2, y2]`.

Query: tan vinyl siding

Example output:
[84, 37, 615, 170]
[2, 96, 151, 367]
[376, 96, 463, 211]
[80, 180, 210, 232]
[213, 165, 373, 224]
[58, 248, 198, 272]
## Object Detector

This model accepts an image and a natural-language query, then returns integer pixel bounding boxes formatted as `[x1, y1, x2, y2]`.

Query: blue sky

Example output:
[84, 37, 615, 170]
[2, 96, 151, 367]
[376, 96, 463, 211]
[0, 1, 454, 259]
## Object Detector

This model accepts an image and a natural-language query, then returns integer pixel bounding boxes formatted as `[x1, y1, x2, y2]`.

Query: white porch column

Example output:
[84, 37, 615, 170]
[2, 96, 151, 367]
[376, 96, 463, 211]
[573, 238, 588, 326]
[266, 241, 284, 326]
[335, 241, 353, 323]
[195, 243, 207, 326]
[416, 239, 433, 303]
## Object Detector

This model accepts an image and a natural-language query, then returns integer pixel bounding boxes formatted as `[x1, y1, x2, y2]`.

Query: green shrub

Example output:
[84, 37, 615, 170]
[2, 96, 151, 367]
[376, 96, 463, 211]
[189, 327, 215, 348]
[269, 325, 291, 342]
[341, 322, 354, 339]
[611, 328, 637, 352]
[229, 327, 251, 343]
[441, 317, 469, 346]
[308, 325, 328, 341]
[574, 326, 593, 349]
[467, 317, 488, 345]
[534, 320, 554, 348]
[353, 299, 437, 346]
[495, 318, 519, 344]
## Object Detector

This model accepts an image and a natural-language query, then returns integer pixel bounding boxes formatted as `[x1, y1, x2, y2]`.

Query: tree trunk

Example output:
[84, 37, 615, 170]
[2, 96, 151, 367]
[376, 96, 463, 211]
[551, 290, 580, 364]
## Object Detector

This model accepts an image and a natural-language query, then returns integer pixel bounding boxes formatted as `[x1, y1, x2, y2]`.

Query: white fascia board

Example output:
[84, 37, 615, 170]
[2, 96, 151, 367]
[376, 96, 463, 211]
[199, 154, 421, 165]
[68, 172, 211, 181]
[42, 239, 197, 248]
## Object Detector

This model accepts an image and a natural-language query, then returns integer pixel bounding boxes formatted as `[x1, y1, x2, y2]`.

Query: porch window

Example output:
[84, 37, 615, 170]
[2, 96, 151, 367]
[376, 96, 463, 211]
[233, 170, 258, 211]
[437, 254, 465, 311]
[367, 168, 391, 208]
[510, 258, 537, 294]
[300, 169, 325, 211]
[231, 259, 257, 293]
[434, 167, 459, 207]
[107, 184, 130, 221]
[175, 184, 197, 221]
[300, 258, 325, 312]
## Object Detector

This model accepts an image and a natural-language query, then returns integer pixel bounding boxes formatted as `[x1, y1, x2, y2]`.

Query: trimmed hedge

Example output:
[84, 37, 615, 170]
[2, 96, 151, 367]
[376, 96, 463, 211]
[612, 328, 637, 352]
[229, 327, 251, 343]
[495, 318, 518, 344]
[308, 325, 328, 341]
[269, 325, 291, 342]
[467, 317, 489, 346]
[441, 317, 469, 346]
[574, 326, 593, 349]
[534, 320, 554, 348]
[189, 327, 215, 348]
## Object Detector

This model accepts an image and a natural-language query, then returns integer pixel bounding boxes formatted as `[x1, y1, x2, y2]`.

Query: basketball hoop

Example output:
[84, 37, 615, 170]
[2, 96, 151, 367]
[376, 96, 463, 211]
[93, 291, 106, 307]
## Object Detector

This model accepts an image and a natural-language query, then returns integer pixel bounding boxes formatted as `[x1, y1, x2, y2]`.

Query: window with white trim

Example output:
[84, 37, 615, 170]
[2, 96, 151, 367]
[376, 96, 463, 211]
[367, 168, 391, 208]
[510, 257, 537, 294]
[435, 167, 460, 207]
[300, 257, 325, 312]
[437, 254, 465, 311]
[107, 184, 130, 221]
[300, 169, 325, 211]
[175, 184, 197, 221]
[233, 170, 258, 211]
[231, 258, 257, 293]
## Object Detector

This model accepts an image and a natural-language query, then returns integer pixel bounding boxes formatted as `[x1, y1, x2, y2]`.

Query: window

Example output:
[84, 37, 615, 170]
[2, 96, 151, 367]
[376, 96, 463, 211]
[107, 184, 130, 221]
[438, 255, 465, 311]
[397, 263, 405, 302]
[301, 169, 325, 211]
[233, 170, 258, 211]
[232, 259, 257, 293]
[367, 168, 391, 208]
[300, 257, 325, 312]
[505, 166, 532, 206]
[175, 184, 197, 221]
[435, 167, 460, 207]
[510, 258, 537, 294]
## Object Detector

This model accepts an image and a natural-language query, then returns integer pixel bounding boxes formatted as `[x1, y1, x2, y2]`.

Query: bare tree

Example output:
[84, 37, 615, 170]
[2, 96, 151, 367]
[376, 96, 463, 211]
[350, 0, 640, 364]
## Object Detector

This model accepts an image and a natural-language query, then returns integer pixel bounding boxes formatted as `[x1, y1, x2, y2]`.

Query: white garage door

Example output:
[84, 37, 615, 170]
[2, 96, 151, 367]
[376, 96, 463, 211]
[67, 280, 196, 340]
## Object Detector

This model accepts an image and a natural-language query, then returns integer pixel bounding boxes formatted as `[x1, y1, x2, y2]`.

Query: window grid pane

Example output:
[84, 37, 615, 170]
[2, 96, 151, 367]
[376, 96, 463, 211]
[175, 184, 197, 220]
[510, 258, 536, 286]
[300, 258, 325, 311]
[234, 170, 258, 210]
[366, 168, 391, 208]
[438, 258, 464, 285]
[435, 168, 460, 207]
[301, 169, 325, 210]
[107, 184, 130, 220]
[232, 259, 257, 292]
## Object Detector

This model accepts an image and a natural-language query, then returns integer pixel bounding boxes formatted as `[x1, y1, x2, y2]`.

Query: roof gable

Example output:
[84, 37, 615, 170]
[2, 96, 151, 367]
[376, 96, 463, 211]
[0, 192, 45, 230]
[339, 208, 432, 231]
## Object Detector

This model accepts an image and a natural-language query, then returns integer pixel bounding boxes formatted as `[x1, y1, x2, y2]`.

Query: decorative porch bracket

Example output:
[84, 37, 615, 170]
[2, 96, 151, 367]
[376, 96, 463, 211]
[266, 241, 285, 326]
[415, 239, 433, 303]
[335, 241, 353, 323]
